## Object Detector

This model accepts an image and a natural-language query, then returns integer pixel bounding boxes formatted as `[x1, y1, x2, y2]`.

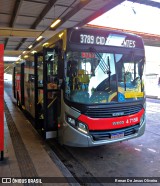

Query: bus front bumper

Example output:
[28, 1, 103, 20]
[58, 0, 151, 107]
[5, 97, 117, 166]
[61, 118, 146, 147]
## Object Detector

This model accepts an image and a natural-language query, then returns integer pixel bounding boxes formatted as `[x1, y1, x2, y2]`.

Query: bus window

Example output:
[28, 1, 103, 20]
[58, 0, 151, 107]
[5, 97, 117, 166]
[116, 53, 144, 101]
[38, 61, 43, 86]
[65, 51, 116, 103]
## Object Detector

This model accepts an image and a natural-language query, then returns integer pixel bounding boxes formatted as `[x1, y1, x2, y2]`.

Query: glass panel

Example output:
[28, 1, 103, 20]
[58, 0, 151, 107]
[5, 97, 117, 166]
[116, 53, 145, 102]
[37, 59, 43, 119]
[65, 51, 117, 104]
[24, 61, 35, 116]
[38, 59, 43, 87]
[65, 51, 145, 104]
[46, 50, 59, 129]
[47, 50, 58, 99]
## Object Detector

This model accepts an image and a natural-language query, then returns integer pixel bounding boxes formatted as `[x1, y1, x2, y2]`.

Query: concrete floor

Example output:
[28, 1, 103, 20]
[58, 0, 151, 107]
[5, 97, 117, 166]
[0, 91, 72, 186]
[2, 81, 160, 186]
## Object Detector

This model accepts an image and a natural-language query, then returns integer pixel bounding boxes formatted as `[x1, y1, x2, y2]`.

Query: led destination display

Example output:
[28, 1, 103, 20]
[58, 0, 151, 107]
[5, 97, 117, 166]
[68, 28, 144, 49]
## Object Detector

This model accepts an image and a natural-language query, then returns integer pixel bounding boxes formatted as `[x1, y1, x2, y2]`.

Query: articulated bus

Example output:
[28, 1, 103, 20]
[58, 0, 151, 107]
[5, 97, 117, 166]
[13, 26, 146, 147]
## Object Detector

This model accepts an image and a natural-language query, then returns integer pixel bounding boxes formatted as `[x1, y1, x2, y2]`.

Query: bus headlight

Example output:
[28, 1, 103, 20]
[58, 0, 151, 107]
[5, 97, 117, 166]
[67, 116, 76, 126]
[66, 114, 88, 134]
[140, 114, 145, 125]
[77, 122, 88, 134]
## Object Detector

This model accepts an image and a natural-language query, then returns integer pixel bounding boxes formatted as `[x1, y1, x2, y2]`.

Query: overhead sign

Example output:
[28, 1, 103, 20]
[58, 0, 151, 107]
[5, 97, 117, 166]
[0, 44, 4, 160]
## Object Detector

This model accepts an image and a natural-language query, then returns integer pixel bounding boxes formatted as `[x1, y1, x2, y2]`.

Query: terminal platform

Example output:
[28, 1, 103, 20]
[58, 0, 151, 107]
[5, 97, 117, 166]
[0, 86, 78, 186]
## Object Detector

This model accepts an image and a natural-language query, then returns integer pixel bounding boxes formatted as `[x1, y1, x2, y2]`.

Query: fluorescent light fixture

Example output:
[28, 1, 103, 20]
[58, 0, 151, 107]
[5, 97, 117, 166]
[50, 19, 61, 28]
[31, 50, 37, 54]
[28, 45, 33, 49]
[36, 35, 43, 41]
[23, 51, 26, 54]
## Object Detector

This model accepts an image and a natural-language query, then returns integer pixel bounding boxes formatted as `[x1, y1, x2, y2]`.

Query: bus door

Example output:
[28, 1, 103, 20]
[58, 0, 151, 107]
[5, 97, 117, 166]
[13, 67, 16, 99]
[14, 63, 24, 108]
[43, 47, 60, 139]
[20, 63, 24, 107]
[34, 53, 44, 129]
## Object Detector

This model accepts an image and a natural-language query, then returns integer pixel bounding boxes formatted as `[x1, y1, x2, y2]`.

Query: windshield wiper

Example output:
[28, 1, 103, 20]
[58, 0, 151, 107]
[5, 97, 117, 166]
[90, 47, 111, 90]
[90, 47, 110, 74]
[107, 56, 111, 89]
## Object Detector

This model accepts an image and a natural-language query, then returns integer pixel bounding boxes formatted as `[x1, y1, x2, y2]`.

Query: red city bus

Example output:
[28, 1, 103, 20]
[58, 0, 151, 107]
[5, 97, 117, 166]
[13, 27, 146, 147]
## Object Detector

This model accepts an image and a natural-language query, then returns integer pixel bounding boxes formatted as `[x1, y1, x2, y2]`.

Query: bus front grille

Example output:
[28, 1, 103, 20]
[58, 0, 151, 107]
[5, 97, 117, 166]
[85, 104, 143, 118]
[89, 124, 140, 141]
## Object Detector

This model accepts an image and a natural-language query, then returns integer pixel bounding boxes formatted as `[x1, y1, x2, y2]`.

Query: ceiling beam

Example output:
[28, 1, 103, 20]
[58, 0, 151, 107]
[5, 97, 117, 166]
[31, 0, 58, 29]
[4, 0, 24, 49]
[76, 0, 125, 27]
[0, 27, 53, 38]
[52, 0, 92, 29]
[16, 0, 58, 50]
[4, 50, 23, 56]
[10, 0, 24, 27]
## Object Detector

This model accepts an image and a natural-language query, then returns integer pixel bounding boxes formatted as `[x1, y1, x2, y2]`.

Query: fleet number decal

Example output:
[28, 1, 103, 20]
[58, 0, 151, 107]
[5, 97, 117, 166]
[126, 117, 138, 124]
[112, 117, 138, 125]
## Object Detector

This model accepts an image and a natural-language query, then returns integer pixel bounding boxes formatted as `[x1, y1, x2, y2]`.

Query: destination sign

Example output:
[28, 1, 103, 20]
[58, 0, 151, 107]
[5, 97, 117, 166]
[80, 34, 136, 48]
[68, 28, 144, 49]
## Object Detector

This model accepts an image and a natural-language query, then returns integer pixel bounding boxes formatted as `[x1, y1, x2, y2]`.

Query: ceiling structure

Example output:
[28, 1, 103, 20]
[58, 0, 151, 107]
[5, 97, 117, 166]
[1, 0, 160, 72]
[0, 0, 126, 57]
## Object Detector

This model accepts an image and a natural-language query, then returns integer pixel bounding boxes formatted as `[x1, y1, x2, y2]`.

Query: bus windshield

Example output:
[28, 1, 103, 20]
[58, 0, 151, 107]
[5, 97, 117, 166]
[64, 51, 145, 104]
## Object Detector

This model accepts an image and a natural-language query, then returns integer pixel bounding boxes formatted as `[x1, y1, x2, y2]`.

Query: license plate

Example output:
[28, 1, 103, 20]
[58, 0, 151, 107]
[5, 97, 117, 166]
[111, 132, 124, 139]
